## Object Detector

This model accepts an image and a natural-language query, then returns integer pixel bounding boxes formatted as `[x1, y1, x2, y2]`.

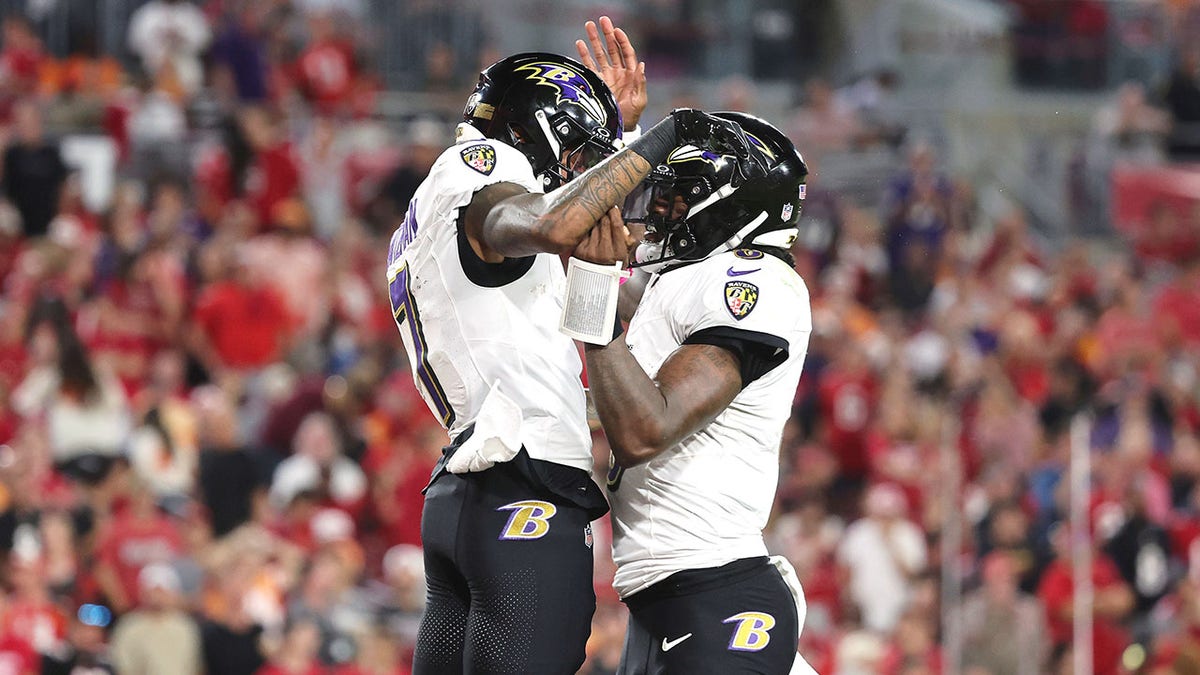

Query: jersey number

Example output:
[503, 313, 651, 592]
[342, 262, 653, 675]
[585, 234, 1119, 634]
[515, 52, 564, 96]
[388, 263, 456, 427]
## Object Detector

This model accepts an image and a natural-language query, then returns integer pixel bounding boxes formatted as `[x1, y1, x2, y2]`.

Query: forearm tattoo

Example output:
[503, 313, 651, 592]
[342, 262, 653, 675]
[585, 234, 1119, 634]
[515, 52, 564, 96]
[538, 150, 651, 243]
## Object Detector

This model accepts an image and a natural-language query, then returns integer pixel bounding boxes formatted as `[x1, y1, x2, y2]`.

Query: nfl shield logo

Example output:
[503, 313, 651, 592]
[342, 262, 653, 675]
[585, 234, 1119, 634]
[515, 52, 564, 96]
[460, 144, 496, 175]
[725, 281, 759, 320]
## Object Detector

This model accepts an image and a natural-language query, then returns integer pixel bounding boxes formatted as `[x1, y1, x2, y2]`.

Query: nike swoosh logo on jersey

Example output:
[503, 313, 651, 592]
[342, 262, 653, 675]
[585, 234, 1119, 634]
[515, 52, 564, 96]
[661, 633, 693, 652]
[727, 267, 760, 277]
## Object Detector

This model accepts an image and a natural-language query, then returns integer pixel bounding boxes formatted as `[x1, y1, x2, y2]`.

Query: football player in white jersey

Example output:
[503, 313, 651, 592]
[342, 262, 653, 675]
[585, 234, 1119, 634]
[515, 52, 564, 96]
[582, 112, 816, 674]
[385, 22, 769, 673]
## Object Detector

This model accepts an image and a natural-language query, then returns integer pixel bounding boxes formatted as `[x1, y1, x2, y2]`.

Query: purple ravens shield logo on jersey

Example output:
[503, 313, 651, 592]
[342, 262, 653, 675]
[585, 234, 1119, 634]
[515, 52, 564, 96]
[460, 144, 496, 175]
[725, 280, 759, 320]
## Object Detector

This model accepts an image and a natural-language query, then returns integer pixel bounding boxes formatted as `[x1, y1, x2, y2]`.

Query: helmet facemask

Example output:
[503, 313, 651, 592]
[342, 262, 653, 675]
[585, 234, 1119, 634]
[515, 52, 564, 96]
[520, 109, 620, 190]
[624, 160, 746, 270]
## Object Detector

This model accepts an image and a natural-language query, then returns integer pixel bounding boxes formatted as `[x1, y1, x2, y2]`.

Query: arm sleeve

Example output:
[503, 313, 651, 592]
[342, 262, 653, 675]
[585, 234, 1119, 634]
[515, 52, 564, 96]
[430, 136, 545, 283]
[677, 260, 812, 388]
[683, 326, 789, 388]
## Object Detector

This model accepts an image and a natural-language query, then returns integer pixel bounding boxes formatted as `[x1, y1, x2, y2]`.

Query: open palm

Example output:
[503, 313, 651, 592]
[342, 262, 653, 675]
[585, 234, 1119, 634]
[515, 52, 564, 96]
[576, 16, 647, 133]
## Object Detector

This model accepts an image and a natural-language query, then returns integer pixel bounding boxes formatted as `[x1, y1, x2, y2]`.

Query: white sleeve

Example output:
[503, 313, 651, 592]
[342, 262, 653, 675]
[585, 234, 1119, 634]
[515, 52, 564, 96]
[430, 139, 543, 212]
[677, 259, 811, 384]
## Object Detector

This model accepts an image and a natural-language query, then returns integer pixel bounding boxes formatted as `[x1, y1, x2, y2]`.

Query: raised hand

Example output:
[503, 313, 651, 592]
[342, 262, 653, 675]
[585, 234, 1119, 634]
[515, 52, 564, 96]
[671, 108, 770, 183]
[576, 16, 647, 133]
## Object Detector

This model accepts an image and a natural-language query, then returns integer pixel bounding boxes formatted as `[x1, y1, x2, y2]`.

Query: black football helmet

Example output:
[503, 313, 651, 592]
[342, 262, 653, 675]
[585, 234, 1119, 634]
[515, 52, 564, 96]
[464, 52, 622, 190]
[626, 111, 808, 269]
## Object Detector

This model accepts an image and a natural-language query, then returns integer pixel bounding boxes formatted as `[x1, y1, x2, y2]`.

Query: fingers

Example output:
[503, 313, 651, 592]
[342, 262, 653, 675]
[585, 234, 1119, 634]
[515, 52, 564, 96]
[575, 208, 632, 265]
[575, 39, 597, 71]
[600, 16, 622, 68]
[615, 27, 637, 70]
[605, 207, 637, 266]
[586, 19, 610, 70]
[606, 206, 627, 255]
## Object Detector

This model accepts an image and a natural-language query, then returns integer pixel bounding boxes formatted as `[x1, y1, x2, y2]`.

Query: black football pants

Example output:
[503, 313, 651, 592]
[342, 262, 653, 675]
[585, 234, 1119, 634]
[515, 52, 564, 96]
[618, 557, 800, 675]
[413, 450, 607, 675]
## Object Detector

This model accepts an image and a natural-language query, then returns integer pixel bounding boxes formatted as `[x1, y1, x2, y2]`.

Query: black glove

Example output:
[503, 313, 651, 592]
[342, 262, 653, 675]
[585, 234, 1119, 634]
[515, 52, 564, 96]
[670, 108, 769, 184]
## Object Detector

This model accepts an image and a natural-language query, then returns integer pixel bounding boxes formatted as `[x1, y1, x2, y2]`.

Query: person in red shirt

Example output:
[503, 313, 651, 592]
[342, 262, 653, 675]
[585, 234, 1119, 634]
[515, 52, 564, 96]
[879, 609, 943, 675]
[0, 16, 44, 100]
[1037, 525, 1134, 675]
[239, 107, 301, 231]
[0, 631, 37, 675]
[367, 425, 442, 549]
[294, 11, 357, 117]
[1153, 257, 1200, 348]
[190, 244, 294, 376]
[0, 557, 68, 658]
[93, 481, 185, 613]
[817, 341, 877, 510]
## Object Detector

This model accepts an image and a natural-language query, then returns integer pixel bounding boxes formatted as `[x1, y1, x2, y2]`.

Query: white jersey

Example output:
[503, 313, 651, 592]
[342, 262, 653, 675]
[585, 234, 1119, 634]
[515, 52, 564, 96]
[609, 249, 812, 598]
[384, 124, 592, 471]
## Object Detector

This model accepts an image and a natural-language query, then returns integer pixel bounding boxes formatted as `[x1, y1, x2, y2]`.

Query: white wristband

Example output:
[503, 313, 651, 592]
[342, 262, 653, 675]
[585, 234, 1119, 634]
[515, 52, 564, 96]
[559, 258, 626, 345]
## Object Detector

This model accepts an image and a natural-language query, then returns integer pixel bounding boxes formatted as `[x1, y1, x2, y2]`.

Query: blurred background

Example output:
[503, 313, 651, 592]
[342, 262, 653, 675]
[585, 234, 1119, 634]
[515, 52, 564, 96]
[0, 0, 1197, 674]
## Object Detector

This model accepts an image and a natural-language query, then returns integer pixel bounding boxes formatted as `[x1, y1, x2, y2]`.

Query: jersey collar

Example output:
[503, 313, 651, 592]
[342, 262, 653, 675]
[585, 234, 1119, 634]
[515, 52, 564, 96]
[455, 123, 488, 144]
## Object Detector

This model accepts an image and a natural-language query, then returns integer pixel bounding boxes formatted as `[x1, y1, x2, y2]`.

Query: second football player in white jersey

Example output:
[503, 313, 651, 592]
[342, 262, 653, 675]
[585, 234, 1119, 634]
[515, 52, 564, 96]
[583, 112, 817, 674]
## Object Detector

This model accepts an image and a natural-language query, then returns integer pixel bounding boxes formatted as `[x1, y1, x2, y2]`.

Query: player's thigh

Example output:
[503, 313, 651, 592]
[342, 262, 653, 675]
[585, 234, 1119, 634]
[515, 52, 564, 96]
[458, 465, 598, 674]
[413, 477, 471, 675]
[627, 564, 800, 675]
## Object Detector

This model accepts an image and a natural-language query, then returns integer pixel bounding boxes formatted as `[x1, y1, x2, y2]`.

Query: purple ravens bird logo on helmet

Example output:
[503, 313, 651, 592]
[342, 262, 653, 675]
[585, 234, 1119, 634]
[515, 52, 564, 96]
[514, 62, 608, 125]
[744, 131, 777, 161]
[666, 145, 729, 168]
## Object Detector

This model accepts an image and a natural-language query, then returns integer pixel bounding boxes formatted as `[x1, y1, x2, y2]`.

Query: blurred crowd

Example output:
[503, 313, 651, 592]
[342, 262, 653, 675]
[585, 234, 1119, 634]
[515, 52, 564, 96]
[0, 2, 1198, 675]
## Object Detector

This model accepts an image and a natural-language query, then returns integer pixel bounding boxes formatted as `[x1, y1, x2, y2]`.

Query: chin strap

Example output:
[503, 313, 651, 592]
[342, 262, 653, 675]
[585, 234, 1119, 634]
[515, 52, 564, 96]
[719, 211, 769, 252]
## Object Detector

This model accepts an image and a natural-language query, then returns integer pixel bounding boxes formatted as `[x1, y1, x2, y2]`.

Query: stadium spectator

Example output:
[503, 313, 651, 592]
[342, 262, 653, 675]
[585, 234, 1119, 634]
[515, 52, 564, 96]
[238, 106, 302, 232]
[1152, 256, 1200, 347]
[126, 73, 191, 181]
[789, 77, 864, 161]
[93, 481, 186, 613]
[127, 0, 211, 98]
[299, 115, 349, 240]
[199, 557, 269, 675]
[881, 141, 956, 281]
[109, 563, 202, 675]
[294, 10, 359, 116]
[189, 243, 294, 376]
[1091, 81, 1172, 164]
[1037, 526, 1134, 675]
[958, 552, 1048, 675]
[368, 118, 444, 234]
[838, 483, 928, 633]
[196, 387, 267, 538]
[3, 101, 69, 238]
[40, 607, 117, 675]
[257, 617, 324, 675]
[1163, 43, 1200, 159]
[879, 608, 942, 674]
[209, 7, 272, 103]
[13, 300, 131, 480]
[269, 411, 366, 521]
